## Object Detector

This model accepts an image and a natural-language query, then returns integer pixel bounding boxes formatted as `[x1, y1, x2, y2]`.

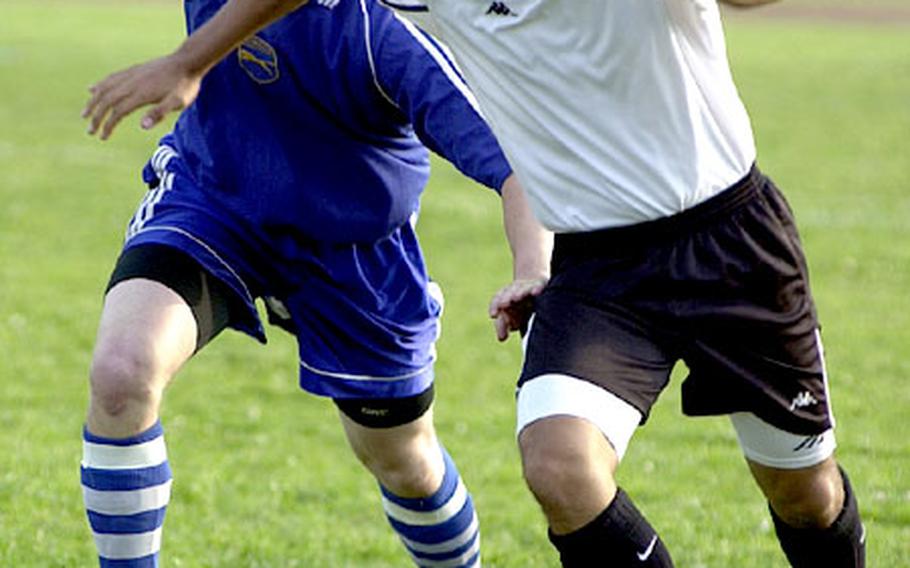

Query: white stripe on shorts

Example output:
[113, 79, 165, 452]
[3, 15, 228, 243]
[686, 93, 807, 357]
[516, 374, 642, 461]
[731, 412, 836, 469]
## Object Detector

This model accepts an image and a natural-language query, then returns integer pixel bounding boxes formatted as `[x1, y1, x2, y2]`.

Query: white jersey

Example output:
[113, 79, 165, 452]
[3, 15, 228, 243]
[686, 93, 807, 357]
[383, 0, 757, 231]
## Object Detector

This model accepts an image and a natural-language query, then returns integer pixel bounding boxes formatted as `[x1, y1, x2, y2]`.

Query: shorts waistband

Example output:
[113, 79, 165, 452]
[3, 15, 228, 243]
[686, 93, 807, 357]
[555, 164, 764, 252]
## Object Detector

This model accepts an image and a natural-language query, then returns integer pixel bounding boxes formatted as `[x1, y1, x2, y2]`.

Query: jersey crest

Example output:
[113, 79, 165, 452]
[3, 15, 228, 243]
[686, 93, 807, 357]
[237, 35, 280, 84]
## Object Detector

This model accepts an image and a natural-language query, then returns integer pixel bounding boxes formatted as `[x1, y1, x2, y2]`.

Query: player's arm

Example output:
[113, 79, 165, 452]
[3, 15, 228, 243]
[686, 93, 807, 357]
[373, 17, 551, 340]
[718, 0, 780, 7]
[83, 0, 307, 140]
[490, 174, 552, 342]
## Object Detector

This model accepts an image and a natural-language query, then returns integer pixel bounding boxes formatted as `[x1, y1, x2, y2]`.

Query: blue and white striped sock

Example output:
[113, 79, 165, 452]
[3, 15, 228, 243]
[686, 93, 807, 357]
[381, 448, 481, 567]
[81, 421, 172, 567]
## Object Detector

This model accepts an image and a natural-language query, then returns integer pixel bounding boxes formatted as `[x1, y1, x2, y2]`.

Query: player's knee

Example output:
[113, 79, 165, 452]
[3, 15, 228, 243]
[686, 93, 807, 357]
[765, 462, 844, 529]
[367, 449, 442, 498]
[520, 438, 610, 510]
[89, 346, 161, 418]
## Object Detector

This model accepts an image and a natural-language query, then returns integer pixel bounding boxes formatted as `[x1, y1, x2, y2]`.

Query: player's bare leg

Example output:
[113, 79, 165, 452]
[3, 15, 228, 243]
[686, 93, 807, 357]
[519, 415, 673, 566]
[82, 278, 197, 567]
[340, 406, 481, 567]
[340, 405, 444, 497]
[749, 457, 865, 567]
[88, 278, 197, 437]
[750, 457, 843, 529]
[519, 416, 617, 533]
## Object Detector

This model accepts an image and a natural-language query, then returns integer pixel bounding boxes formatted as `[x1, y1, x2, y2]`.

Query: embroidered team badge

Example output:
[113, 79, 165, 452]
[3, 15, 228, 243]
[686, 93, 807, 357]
[237, 36, 280, 84]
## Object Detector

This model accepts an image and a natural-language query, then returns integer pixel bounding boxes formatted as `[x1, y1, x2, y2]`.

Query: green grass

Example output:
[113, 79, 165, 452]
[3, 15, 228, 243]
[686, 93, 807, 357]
[1, 1, 908, 566]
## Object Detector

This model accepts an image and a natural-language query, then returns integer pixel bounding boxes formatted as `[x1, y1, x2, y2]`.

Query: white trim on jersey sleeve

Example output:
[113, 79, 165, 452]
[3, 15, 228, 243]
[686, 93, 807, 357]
[391, 14, 483, 116]
[360, 0, 397, 107]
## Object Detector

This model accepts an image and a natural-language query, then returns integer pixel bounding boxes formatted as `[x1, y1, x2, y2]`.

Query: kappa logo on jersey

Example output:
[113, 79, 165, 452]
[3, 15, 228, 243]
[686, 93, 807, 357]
[789, 390, 819, 412]
[486, 1, 518, 16]
[315, 0, 341, 8]
[237, 36, 280, 84]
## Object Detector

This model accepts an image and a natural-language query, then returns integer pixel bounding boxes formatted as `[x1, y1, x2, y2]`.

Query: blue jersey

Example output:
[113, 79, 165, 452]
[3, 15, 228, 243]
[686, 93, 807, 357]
[125, 0, 512, 399]
[173, 0, 510, 244]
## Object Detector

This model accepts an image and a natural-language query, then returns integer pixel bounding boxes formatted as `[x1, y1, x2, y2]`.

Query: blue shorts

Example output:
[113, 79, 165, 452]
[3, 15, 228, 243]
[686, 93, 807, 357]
[123, 141, 441, 399]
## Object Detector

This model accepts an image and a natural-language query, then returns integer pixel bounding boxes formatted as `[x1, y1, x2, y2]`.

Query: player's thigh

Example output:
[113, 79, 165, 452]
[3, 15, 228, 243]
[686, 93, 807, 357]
[517, 287, 671, 462]
[93, 243, 235, 384]
[93, 279, 197, 385]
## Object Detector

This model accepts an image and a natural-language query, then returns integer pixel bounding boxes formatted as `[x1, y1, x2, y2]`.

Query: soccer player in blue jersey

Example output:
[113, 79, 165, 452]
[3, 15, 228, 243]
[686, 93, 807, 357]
[79, 1, 550, 566]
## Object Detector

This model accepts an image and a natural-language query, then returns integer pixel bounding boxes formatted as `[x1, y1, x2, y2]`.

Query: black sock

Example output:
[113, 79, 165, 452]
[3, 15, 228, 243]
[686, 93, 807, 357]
[770, 466, 865, 568]
[548, 488, 674, 567]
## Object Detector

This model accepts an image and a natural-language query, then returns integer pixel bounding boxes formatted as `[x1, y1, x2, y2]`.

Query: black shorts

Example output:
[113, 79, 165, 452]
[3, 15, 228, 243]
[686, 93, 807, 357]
[519, 166, 833, 436]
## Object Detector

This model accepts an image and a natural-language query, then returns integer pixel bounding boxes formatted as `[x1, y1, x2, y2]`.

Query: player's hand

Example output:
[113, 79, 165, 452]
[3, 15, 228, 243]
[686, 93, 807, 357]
[82, 54, 203, 140]
[489, 276, 548, 342]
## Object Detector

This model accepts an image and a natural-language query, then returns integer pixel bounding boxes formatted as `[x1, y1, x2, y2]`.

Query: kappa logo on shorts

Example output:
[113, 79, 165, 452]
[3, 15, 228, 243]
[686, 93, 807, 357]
[486, 1, 519, 16]
[793, 433, 826, 452]
[315, 0, 341, 8]
[789, 390, 819, 412]
[237, 36, 280, 84]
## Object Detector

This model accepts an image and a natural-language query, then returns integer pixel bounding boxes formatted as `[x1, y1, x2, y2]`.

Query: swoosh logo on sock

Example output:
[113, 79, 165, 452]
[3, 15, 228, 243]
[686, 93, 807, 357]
[637, 535, 658, 562]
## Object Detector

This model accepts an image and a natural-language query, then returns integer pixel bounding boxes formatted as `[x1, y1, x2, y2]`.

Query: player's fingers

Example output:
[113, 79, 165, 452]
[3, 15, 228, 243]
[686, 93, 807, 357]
[141, 96, 183, 131]
[82, 85, 101, 120]
[88, 84, 134, 137]
[83, 75, 118, 121]
[99, 104, 128, 141]
[494, 313, 510, 342]
[489, 288, 511, 316]
[88, 93, 117, 137]
[84, 69, 130, 128]
[99, 91, 146, 140]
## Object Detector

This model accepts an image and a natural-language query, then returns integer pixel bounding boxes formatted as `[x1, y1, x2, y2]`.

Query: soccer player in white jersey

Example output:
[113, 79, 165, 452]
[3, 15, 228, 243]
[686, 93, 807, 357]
[83, 0, 865, 566]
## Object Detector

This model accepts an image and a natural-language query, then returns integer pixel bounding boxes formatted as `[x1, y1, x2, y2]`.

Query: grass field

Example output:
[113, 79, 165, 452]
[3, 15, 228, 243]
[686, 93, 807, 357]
[1, 1, 908, 566]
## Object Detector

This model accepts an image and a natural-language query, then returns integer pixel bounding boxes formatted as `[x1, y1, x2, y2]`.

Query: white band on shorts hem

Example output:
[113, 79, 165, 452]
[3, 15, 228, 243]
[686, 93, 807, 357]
[730, 412, 836, 469]
[516, 374, 642, 461]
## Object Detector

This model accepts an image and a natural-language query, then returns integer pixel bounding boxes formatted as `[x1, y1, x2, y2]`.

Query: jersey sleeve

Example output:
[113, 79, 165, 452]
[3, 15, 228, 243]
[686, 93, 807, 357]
[371, 11, 512, 193]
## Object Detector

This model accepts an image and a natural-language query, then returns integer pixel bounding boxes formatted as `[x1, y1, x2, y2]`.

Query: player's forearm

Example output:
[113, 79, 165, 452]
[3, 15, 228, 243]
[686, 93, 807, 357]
[501, 174, 552, 280]
[172, 0, 307, 76]
[718, 0, 780, 7]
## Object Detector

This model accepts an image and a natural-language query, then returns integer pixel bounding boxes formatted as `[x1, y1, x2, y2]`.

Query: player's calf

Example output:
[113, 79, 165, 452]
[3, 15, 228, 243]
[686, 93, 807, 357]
[81, 421, 173, 567]
[768, 465, 865, 568]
